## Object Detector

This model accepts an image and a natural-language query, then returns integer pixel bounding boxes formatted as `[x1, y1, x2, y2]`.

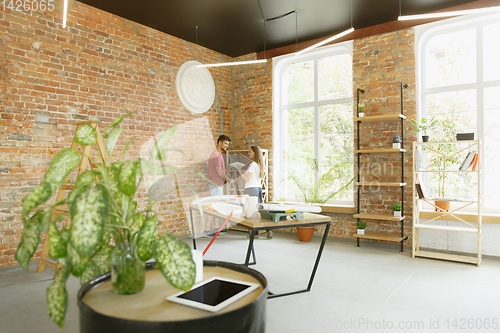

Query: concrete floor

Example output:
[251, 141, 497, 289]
[1, 230, 500, 333]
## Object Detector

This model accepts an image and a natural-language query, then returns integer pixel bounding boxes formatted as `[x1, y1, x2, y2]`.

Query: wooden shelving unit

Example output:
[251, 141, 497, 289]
[353, 83, 409, 251]
[412, 140, 482, 266]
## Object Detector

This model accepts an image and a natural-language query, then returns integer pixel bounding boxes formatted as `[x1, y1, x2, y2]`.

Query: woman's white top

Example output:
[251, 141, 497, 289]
[244, 162, 261, 188]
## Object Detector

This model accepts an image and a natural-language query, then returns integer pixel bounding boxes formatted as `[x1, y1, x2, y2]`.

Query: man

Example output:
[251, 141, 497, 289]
[204, 135, 232, 237]
[207, 135, 232, 196]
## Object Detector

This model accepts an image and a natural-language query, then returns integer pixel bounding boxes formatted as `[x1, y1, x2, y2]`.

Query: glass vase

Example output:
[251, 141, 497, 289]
[111, 243, 145, 294]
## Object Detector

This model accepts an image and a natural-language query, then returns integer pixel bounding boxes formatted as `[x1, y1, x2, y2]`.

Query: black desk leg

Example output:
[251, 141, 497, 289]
[268, 223, 331, 299]
[244, 230, 257, 266]
[189, 207, 197, 250]
[307, 223, 330, 290]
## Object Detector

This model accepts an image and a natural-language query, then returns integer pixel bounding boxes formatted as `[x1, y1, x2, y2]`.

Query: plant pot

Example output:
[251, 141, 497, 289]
[358, 112, 364, 117]
[422, 135, 429, 142]
[435, 200, 450, 212]
[78, 260, 268, 333]
[357, 229, 365, 235]
[296, 226, 315, 242]
[393, 211, 402, 217]
[111, 244, 146, 294]
[392, 143, 401, 149]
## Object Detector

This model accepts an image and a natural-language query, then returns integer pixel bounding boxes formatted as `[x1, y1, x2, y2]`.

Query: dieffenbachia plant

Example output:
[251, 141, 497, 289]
[15, 114, 196, 327]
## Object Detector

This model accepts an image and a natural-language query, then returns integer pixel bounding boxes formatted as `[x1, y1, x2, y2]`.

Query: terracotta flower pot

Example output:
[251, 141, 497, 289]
[296, 226, 315, 242]
[435, 200, 450, 212]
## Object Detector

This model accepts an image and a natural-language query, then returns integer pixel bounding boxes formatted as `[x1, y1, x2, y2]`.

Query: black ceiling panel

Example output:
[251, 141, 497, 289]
[77, 0, 478, 57]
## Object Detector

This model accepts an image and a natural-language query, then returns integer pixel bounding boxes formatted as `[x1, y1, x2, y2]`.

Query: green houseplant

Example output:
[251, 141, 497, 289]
[411, 117, 437, 142]
[284, 159, 354, 242]
[15, 114, 197, 327]
[392, 203, 402, 217]
[357, 220, 366, 235]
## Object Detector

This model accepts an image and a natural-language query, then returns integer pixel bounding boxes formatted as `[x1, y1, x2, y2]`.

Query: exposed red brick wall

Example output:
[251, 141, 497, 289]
[0, 2, 234, 267]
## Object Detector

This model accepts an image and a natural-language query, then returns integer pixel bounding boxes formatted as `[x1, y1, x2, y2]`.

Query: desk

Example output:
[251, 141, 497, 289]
[189, 203, 332, 298]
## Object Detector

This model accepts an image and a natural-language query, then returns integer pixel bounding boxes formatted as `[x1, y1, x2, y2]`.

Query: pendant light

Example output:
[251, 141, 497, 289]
[197, 16, 268, 68]
[296, 0, 354, 56]
[398, 0, 500, 21]
[63, 0, 68, 28]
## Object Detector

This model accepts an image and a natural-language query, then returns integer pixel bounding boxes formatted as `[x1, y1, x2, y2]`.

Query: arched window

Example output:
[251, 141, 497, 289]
[417, 12, 500, 212]
[272, 41, 354, 205]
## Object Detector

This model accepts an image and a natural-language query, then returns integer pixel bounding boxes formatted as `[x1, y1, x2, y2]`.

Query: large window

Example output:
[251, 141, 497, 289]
[417, 13, 500, 212]
[273, 42, 353, 205]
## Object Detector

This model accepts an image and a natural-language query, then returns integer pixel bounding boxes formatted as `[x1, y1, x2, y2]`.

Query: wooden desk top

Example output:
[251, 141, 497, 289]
[190, 202, 331, 230]
[82, 266, 264, 322]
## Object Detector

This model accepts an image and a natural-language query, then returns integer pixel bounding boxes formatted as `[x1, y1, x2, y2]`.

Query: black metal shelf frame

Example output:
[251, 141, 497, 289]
[355, 82, 409, 251]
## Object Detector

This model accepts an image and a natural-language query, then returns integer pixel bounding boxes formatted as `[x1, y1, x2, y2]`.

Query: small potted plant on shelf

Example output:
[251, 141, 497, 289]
[392, 203, 402, 217]
[411, 117, 437, 142]
[15, 114, 201, 327]
[392, 136, 402, 149]
[357, 103, 365, 117]
[357, 220, 366, 235]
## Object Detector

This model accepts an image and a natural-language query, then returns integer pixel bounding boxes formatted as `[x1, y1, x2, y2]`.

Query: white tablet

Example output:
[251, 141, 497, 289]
[166, 276, 260, 312]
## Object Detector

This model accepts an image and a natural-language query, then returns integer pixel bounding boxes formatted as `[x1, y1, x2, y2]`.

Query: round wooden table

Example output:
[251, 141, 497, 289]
[78, 261, 268, 333]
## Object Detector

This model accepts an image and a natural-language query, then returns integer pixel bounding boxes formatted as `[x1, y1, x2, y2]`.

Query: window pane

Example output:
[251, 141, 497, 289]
[282, 107, 314, 200]
[426, 90, 477, 140]
[319, 54, 352, 100]
[425, 29, 476, 88]
[426, 90, 477, 200]
[484, 22, 500, 82]
[319, 103, 353, 201]
[284, 60, 314, 105]
[484, 86, 500, 211]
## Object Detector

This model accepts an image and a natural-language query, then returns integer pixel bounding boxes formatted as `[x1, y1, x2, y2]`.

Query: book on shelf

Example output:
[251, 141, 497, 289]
[459, 150, 476, 170]
[471, 153, 478, 171]
[415, 182, 425, 199]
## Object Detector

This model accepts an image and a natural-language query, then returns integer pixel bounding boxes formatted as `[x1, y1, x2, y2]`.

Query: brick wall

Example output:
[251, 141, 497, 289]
[0, 3, 235, 267]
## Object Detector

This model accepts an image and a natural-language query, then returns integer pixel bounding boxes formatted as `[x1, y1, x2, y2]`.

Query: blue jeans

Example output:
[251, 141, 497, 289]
[244, 187, 262, 203]
[208, 184, 223, 196]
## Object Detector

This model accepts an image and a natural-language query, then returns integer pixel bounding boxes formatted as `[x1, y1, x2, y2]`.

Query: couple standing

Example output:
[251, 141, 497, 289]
[204, 135, 264, 236]
[208, 135, 264, 203]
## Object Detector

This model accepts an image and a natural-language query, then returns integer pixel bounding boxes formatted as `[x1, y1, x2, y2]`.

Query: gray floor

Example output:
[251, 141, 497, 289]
[2, 230, 500, 333]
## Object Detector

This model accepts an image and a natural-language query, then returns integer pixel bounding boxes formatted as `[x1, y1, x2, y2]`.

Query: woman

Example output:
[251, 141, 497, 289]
[237, 145, 264, 203]
[237, 146, 272, 238]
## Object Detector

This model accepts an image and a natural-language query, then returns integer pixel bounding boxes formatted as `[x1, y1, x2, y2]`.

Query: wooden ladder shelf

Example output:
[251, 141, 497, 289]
[36, 121, 108, 278]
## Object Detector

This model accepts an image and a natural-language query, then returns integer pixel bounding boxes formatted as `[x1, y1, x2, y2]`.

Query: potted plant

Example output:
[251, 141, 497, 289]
[392, 203, 402, 217]
[284, 159, 354, 242]
[411, 117, 437, 142]
[392, 136, 402, 149]
[427, 118, 458, 212]
[357, 220, 366, 235]
[357, 103, 365, 117]
[15, 114, 198, 327]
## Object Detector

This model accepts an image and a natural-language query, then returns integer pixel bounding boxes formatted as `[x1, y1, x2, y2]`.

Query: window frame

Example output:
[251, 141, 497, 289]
[416, 12, 500, 213]
[272, 41, 354, 205]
